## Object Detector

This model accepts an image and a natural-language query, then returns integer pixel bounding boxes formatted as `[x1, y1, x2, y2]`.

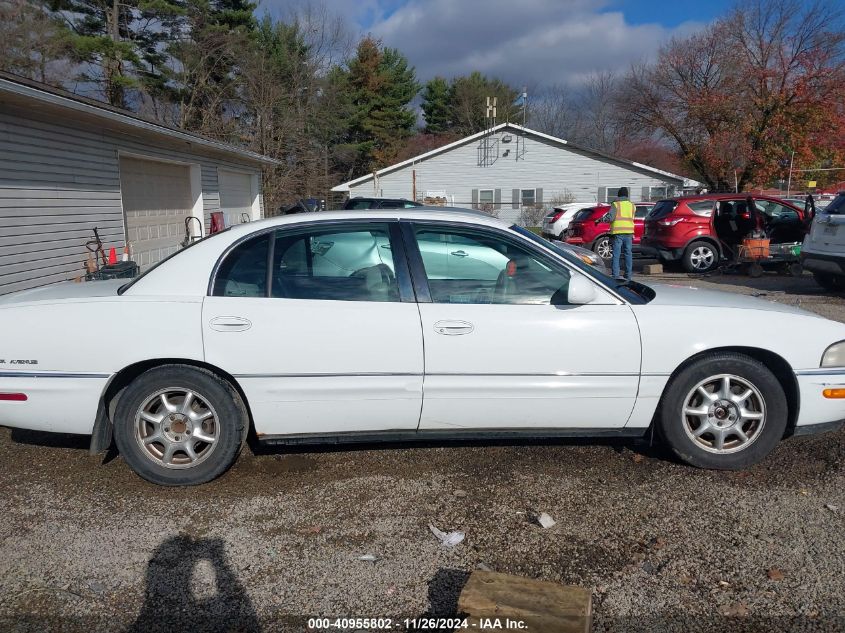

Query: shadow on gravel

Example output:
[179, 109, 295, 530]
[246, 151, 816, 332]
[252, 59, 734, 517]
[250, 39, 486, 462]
[127, 535, 260, 633]
[10, 428, 89, 450]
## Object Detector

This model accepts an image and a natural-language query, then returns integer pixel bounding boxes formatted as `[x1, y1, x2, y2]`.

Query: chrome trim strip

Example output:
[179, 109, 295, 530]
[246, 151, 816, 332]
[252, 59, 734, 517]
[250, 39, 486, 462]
[0, 371, 110, 379]
[794, 368, 845, 376]
[234, 371, 656, 378]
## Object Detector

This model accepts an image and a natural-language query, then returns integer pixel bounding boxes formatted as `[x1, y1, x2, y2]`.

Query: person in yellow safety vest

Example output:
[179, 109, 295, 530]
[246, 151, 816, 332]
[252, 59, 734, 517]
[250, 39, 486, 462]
[607, 187, 635, 280]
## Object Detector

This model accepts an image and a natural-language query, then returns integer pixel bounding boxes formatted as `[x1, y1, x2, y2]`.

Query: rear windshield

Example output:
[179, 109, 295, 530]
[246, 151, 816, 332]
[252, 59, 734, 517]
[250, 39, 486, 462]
[572, 208, 594, 222]
[824, 194, 845, 215]
[647, 199, 679, 220]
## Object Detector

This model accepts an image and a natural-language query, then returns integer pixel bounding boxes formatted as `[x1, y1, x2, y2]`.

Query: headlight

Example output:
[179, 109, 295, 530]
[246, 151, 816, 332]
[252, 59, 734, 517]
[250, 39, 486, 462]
[821, 341, 845, 367]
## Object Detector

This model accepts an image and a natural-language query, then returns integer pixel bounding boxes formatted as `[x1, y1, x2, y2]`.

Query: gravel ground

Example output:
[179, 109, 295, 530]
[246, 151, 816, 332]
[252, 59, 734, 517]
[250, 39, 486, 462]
[2, 269, 845, 632]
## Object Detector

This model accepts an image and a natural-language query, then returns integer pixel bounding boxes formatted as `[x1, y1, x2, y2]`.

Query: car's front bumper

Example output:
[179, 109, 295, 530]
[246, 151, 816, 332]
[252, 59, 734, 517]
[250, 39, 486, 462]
[794, 369, 845, 432]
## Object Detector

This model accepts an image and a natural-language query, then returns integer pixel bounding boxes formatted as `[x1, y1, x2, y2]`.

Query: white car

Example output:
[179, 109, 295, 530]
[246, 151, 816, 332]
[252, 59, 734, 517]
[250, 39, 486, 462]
[801, 192, 845, 290]
[541, 202, 597, 240]
[2, 209, 845, 485]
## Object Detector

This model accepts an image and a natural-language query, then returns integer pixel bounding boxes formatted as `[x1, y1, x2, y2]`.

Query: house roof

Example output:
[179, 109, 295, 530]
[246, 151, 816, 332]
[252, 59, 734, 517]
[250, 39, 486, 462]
[332, 123, 699, 192]
[0, 71, 279, 166]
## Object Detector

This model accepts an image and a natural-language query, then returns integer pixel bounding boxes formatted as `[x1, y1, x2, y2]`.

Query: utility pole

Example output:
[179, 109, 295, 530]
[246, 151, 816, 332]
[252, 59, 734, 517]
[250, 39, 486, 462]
[786, 151, 795, 197]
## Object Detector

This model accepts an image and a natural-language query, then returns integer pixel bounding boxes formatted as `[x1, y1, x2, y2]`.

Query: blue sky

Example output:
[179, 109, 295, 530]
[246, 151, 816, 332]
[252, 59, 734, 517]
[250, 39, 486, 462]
[262, 0, 737, 85]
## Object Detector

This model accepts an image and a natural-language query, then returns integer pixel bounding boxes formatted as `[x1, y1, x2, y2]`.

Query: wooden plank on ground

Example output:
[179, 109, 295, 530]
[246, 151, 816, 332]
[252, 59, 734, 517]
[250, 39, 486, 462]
[457, 571, 592, 633]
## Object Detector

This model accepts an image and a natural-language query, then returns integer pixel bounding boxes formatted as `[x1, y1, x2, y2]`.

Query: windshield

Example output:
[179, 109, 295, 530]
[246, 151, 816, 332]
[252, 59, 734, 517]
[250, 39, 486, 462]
[824, 194, 845, 215]
[572, 208, 593, 222]
[118, 228, 232, 294]
[511, 225, 654, 304]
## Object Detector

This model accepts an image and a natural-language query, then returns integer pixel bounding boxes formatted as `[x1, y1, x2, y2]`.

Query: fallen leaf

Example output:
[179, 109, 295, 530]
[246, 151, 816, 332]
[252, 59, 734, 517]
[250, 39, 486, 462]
[651, 536, 666, 550]
[800, 489, 809, 496]
[718, 580, 730, 587]
[679, 573, 693, 585]
[632, 453, 644, 463]
[767, 568, 785, 581]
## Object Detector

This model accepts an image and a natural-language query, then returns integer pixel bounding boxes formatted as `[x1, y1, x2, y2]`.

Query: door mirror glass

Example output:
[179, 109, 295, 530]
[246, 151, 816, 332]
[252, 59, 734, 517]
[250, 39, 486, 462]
[566, 274, 597, 305]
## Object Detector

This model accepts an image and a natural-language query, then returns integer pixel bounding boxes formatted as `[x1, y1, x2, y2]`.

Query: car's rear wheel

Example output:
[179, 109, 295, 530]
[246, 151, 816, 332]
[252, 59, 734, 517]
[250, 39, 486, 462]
[813, 271, 845, 291]
[592, 235, 612, 259]
[114, 365, 248, 486]
[657, 353, 787, 470]
[682, 241, 718, 273]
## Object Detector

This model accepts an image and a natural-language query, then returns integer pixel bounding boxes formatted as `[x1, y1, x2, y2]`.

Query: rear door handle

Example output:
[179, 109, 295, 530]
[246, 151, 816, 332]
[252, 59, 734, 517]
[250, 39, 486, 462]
[209, 316, 252, 332]
[434, 320, 474, 335]
[450, 250, 469, 257]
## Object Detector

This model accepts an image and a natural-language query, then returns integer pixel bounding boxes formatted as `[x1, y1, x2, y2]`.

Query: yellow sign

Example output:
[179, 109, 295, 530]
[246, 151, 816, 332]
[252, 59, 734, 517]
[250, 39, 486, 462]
[808, 180, 817, 188]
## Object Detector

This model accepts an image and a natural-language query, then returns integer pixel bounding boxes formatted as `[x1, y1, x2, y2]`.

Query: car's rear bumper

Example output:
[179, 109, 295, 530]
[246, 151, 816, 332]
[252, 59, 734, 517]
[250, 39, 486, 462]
[800, 251, 845, 275]
[0, 371, 107, 435]
[794, 369, 845, 431]
[641, 237, 682, 261]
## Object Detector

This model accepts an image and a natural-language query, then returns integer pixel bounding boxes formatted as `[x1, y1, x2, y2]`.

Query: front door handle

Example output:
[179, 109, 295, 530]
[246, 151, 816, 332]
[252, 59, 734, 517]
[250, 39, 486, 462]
[450, 250, 469, 257]
[209, 316, 252, 332]
[434, 320, 474, 335]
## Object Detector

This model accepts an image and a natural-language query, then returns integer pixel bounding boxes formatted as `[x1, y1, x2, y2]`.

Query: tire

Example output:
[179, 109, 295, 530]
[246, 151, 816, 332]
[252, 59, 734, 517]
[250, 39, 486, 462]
[113, 365, 248, 486]
[657, 353, 787, 470]
[682, 240, 719, 273]
[592, 235, 612, 259]
[813, 271, 845, 291]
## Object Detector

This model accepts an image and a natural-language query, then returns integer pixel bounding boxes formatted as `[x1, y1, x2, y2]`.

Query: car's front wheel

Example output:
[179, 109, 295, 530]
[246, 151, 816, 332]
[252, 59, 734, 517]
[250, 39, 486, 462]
[657, 353, 787, 470]
[113, 365, 248, 486]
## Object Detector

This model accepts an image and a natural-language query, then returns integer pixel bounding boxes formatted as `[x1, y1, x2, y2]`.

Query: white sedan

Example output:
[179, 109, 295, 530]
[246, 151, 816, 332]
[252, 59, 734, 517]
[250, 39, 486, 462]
[2, 209, 845, 485]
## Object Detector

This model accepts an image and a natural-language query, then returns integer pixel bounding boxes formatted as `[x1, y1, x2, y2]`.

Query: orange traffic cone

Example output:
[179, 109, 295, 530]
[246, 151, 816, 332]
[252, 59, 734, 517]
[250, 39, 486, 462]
[108, 247, 117, 265]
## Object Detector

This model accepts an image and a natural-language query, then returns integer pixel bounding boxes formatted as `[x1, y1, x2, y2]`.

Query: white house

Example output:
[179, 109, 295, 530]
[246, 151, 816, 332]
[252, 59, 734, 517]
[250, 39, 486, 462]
[0, 72, 278, 295]
[332, 123, 699, 223]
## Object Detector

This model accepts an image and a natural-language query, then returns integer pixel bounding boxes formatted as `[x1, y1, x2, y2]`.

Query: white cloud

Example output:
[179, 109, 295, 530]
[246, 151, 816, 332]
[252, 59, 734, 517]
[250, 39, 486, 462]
[368, 0, 704, 86]
[256, 0, 706, 86]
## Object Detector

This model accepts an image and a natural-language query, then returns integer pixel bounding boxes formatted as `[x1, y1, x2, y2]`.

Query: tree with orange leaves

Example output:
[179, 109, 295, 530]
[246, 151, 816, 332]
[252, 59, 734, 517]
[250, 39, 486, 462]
[623, 0, 845, 191]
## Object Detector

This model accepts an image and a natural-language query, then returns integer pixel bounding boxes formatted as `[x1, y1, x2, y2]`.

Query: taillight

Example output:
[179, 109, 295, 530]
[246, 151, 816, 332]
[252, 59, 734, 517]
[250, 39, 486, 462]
[658, 217, 684, 227]
[550, 211, 564, 222]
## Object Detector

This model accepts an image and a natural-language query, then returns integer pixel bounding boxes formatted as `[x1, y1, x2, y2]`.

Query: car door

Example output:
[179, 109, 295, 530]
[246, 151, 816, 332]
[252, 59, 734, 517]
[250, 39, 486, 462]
[404, 221, 642, 430]
[202, 221, 423, 437]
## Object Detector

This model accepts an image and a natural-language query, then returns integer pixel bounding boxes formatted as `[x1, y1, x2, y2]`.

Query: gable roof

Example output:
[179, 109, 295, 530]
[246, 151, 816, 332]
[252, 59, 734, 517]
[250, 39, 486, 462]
[0, 71, 279, 166]
[332, 123, 698, 192]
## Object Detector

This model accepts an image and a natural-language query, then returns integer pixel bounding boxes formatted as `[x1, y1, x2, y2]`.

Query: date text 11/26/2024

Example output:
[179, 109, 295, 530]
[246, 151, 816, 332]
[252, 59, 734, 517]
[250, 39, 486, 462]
[307, 618, 529, 630]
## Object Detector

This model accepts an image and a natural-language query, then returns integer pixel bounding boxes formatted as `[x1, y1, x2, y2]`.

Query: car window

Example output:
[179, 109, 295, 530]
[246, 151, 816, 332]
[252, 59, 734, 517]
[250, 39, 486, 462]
[824, 194, 845, 214]
[346, 199, 373, 210]
[271, 224, 399, 302]
[687, 201, 714, 216]
[754, 200, 798, 221]
[413, 226, 571, 305]
[212, 233, 270, 297]
[634, 205, 651, 218]
[647, 200, 678, 219]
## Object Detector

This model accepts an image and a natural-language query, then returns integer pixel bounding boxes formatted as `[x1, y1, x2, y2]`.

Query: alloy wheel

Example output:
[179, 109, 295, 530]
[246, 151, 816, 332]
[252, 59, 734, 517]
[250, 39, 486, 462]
[681, 374, 766, 454]
[690, 246, 715, 270]
[595, 237, 612, 259]
[134, 388, 220, 469]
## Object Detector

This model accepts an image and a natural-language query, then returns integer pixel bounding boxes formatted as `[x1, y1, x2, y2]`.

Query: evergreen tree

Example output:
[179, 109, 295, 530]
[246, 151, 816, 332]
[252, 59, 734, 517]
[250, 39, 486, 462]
[449, 71, 520, 135]
[421, 76, 451, 133]
[339, 37, 419, 177]
[44, 0, 182, 108]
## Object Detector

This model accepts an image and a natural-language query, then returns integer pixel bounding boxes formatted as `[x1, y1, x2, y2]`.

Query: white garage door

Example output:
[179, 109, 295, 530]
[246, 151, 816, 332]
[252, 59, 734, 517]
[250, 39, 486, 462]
[120, 157, 192, 269]
[219, 169, 254, 226]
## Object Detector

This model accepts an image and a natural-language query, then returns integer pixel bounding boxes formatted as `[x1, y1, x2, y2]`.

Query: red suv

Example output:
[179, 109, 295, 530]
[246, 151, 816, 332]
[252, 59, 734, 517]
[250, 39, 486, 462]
[564, 203, 655, 259]
[641, 194, 808, 272]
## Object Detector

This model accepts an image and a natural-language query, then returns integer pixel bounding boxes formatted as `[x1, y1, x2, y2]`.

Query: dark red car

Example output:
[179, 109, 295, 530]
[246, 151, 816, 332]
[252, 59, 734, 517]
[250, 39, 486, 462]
[564, 203, 655, 259]
[641, 194, 808, 272]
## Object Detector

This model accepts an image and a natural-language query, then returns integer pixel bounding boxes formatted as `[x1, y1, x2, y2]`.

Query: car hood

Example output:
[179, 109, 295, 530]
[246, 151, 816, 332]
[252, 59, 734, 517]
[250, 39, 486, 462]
[645, 282, 816, 317]
[0, 280, 125, 306]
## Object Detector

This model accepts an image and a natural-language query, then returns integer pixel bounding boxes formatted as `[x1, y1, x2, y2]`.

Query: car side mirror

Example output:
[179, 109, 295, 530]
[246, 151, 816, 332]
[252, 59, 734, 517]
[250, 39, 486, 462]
[567, 274, 597, 305]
